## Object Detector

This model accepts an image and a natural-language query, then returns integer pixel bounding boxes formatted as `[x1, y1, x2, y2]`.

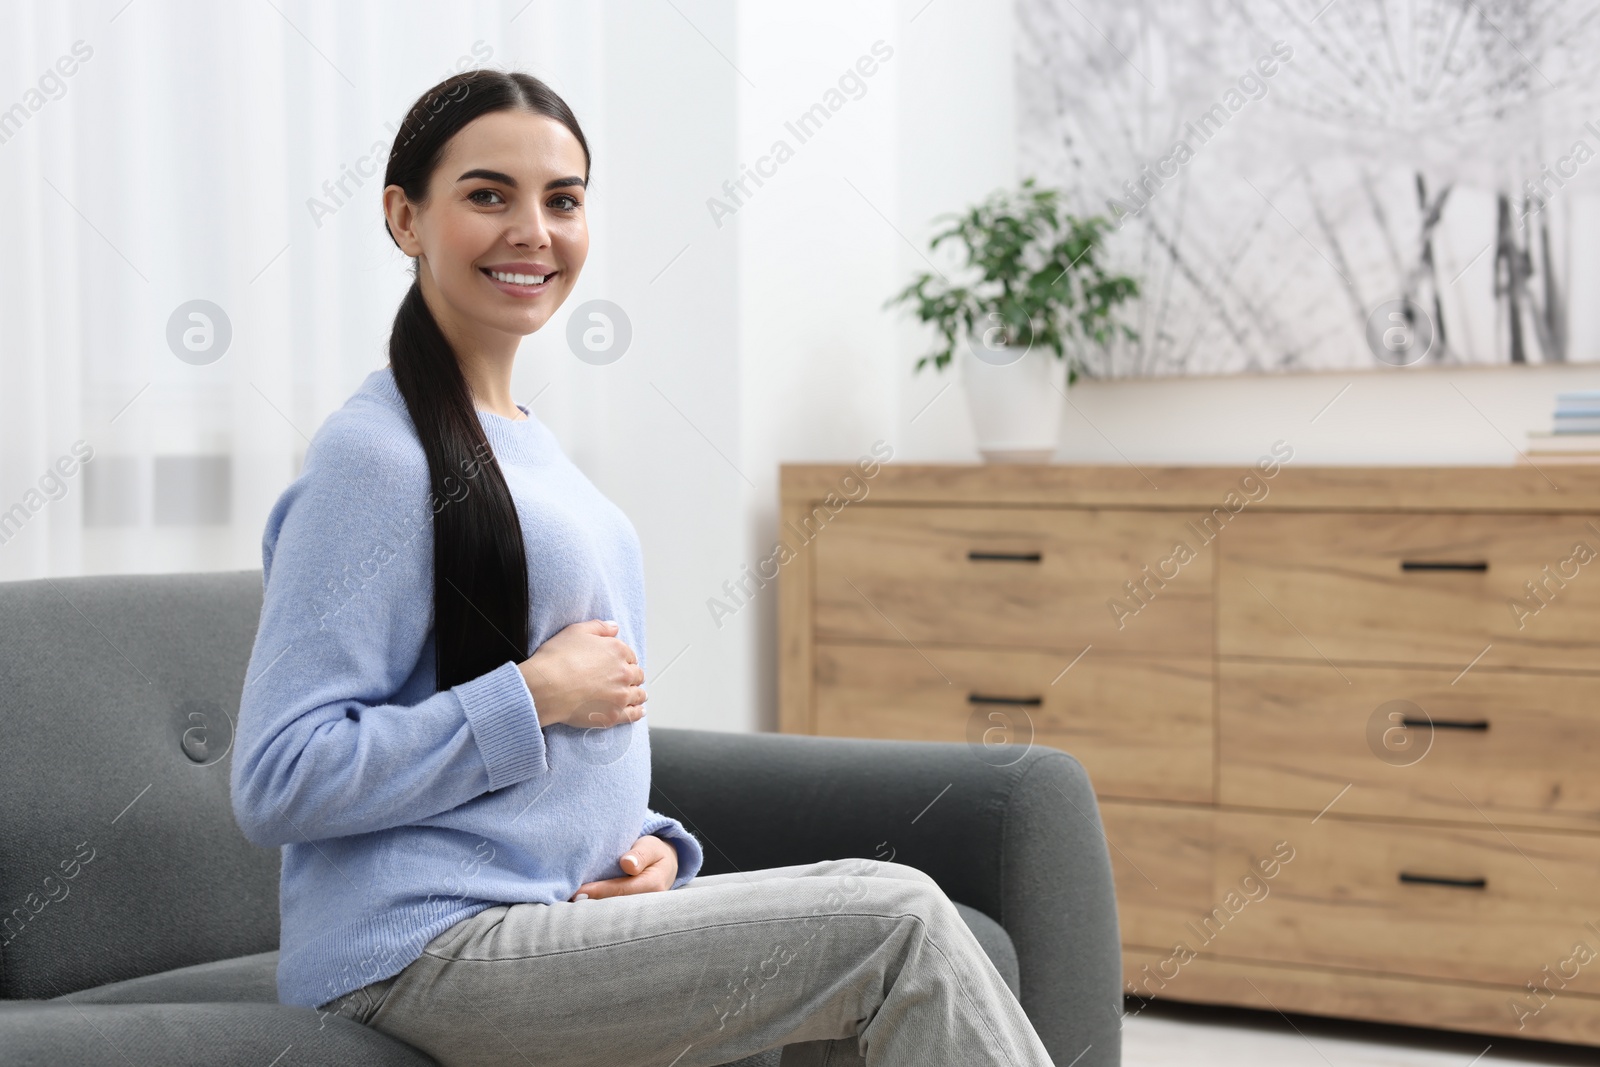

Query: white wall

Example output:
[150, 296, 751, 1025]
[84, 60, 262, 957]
[588, 0, 746, 733]
[719, 0, 1020, 731]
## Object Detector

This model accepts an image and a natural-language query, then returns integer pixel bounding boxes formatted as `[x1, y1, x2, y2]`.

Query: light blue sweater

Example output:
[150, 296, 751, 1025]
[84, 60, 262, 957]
[230, 364, 704, 1010]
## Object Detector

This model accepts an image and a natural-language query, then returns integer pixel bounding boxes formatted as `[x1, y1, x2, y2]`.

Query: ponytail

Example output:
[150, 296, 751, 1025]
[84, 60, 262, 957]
[387, 279, 530, 691]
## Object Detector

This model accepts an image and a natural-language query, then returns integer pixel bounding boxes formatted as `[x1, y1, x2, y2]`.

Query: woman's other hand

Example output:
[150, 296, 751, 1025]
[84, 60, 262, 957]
[569, 835, 678, 901]
[517, 619, 646, 729]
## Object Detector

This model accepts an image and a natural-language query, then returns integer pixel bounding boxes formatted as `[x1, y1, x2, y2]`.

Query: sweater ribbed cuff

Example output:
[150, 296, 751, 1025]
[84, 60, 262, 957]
[642, 812, 704, 889]
[454, 660, 548, 791]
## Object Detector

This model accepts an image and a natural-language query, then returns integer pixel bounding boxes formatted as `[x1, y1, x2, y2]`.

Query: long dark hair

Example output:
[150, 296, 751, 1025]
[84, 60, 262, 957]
[382, 70, 591, 691]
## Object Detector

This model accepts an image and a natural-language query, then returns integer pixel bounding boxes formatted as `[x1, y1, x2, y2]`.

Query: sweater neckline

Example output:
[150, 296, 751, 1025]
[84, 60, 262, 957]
[362, 364, 544, 466]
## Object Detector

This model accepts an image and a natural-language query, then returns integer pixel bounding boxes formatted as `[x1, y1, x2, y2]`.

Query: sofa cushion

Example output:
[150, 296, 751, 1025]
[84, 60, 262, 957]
[51, 950, 280, 1006]
[0, 571, 279, 1000]
[0, 1001, 438, 1066]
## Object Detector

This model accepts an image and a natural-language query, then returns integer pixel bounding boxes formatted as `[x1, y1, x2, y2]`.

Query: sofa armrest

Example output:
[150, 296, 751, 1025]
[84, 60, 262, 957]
[648, 727, 1122, 1067]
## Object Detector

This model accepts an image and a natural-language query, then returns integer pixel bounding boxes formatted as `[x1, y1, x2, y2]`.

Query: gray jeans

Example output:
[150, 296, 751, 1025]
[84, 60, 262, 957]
[316, 857, 1054, 1067]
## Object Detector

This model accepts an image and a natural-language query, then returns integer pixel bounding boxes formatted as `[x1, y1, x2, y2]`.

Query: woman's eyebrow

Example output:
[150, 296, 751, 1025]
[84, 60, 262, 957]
[456, 168, 587, 191]
[457, 168, 517, 187]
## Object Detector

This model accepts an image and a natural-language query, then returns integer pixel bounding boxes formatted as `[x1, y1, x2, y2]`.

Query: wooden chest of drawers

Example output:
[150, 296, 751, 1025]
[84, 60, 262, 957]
[777, 461, 1600, 1046]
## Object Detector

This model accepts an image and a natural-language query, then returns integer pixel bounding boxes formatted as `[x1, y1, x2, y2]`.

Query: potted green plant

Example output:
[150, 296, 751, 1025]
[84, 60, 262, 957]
[885, 177, 1139, 461]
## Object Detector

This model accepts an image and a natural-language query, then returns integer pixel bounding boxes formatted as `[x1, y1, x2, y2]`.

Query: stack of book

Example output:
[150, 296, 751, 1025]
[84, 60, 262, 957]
[1525, 390, 1600, 462]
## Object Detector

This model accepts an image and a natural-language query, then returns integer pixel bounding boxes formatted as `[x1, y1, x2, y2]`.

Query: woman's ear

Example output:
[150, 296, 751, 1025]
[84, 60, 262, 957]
[382, 185, 424, 258]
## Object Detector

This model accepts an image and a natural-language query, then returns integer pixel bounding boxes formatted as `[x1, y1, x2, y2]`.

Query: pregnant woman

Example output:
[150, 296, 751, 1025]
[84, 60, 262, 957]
[230, 69, 1054, 1067]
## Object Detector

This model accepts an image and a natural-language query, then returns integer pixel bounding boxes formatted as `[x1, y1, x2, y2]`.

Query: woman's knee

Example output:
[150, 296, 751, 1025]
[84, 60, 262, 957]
[802, 858, 956, 926]
[850, 864, 963, 929]
[843, 860, 948, 911]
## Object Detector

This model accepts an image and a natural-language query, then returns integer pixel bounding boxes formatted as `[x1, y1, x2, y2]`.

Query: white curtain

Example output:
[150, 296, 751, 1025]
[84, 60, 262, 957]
[0, 0, 615, 582]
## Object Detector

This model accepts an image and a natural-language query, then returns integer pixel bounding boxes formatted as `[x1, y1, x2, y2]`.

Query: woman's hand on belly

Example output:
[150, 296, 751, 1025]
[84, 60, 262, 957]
[569, 834, 677, 900]
[519, 619, 647, 730]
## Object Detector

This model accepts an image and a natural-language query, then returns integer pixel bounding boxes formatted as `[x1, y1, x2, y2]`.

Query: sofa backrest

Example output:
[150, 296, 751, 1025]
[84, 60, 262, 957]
[0, 570, 279, 1000]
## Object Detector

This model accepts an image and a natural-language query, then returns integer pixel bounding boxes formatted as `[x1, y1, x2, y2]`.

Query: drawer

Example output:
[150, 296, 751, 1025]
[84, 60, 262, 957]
[1100, 801, 1214, 950]
[1118, 945, 1600, 1045]
[1214, 812, 1600, 993]
[1220, 662, 1600, 831]
[813, 506, 1212, 657]
[1217, 512, 1600, 670]
[814, 644, 1213, 802]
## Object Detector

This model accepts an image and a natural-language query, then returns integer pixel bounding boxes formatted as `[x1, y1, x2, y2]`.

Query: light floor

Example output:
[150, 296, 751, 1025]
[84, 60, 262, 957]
[1122, 1002, 1594, 1066]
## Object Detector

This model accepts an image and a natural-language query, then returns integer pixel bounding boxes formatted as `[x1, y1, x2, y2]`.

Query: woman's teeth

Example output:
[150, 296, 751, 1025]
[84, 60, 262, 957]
[488, 270, 550, 285]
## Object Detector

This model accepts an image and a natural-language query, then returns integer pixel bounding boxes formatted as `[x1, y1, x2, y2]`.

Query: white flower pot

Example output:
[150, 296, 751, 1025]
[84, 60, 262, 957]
[957, 342, 1067, 463]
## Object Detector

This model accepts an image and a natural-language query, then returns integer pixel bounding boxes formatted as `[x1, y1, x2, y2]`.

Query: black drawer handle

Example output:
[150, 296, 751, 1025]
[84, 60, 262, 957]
[1398, 872, 1487, 889]
[967, 551, 1042, 563]
[1402, 717, 1489, 731]
[967, 693, 1043, 706]
[1400, 560, 1488, 572]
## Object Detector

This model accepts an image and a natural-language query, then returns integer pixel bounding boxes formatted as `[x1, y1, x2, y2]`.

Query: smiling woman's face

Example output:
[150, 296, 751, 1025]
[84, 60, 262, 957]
[384, 109, 589, 341]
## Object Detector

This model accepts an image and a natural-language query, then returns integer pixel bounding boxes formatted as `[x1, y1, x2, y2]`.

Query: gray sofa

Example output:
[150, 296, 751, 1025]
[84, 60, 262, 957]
[0, 570, 1122, 1066]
